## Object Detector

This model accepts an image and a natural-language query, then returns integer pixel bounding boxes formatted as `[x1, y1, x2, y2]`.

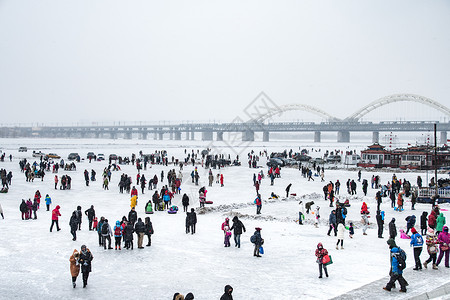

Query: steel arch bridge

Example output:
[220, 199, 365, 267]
[253, 93, 450, 122]
[251, 103, 340, 123]
[345, 94, 450, 121]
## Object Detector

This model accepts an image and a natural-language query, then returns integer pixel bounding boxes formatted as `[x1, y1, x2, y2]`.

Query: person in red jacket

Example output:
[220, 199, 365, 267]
[220, 174, 224, 187]
[255, 194, 262, 215]
[131, 186, 138, 198]
[50, 205, 61, 232]
[361, 202, 369, 215]
[428, 210, 437, 230]
[315, 242, 329, 278]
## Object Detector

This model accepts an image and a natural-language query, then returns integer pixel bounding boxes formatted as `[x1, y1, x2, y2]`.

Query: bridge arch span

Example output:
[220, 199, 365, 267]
[251, 104, 339, 123]
[345, 94, 450, 121]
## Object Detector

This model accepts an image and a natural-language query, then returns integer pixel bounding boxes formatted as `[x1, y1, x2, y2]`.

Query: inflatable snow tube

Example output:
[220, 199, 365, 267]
[205, 201, 213, 204]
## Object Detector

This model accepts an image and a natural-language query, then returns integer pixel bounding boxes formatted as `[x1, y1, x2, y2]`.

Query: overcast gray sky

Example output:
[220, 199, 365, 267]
[1, 0, 449, 125]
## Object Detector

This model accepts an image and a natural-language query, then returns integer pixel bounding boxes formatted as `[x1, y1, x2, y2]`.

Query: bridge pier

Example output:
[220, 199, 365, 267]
[338, 131, 350, 143]
[314, 131, 321, 143]
[242, 130, 254, 142]
[174, 131, 181, 140]
[191, 131, 195, 140]
[141, 131, 148, 140]
[125, 131, 132, 140]
[110, 132, 117, 139]
[216, 131, 224, 141]
[185, 131, 190, 140]
[202, 131, 213, 141]
[372, 131, 379, 144]
[153, 132, 158, 140]
[441, 131, 448, 145]
[158, 132, 164, 140]
[263, 131, 270, 142]
[169, 131, 173, 140]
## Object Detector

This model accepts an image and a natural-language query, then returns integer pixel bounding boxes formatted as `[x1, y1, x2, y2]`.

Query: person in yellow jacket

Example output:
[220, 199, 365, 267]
[130, 195, 137, 208]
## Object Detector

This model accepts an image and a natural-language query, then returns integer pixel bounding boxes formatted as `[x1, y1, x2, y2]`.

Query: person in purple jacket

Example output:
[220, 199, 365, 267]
[436, 226, 450, 268]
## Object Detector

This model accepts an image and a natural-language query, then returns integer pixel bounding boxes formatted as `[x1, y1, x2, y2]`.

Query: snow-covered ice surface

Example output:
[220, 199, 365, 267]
[0, 138, 449, 299]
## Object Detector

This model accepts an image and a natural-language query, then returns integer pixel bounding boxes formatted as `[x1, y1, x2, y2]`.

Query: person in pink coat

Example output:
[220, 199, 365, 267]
[436, 226, 450, 268]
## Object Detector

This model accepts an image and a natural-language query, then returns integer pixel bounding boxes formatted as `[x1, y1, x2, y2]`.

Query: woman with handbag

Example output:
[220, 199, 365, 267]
[423, 228, 439, 269]
[436, 226, 450, 268]
[315, 242, 329, 278]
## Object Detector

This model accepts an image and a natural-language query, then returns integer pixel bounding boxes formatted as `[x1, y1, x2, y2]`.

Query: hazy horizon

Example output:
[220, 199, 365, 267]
[1, 0, 449, 125]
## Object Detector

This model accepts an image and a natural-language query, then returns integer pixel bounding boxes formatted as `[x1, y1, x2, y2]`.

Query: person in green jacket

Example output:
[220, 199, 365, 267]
[436, 213, 446, 234]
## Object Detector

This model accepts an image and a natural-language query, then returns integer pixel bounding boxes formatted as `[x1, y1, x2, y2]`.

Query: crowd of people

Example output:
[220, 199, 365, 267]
[2, 146, 449, 298]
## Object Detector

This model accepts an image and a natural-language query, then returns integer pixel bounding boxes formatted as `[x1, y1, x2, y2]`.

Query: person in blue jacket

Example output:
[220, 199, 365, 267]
[113, 221, 123, 250]
[45, 194, 52, 211]
[410, 227, 424, 270]
[162, 191, 171, 210]
[384, 242, 407, 292]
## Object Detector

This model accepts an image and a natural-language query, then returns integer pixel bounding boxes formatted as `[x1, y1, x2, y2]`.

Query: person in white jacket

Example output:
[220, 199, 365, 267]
[0, 202, 4, 219]
[314, 206, 320, 228]
[336, 223, 345, 249]
[298, 201, 305, 225]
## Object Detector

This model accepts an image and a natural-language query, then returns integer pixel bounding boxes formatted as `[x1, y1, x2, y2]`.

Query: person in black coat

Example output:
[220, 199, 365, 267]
[252, 227, 263, 257]
[390, 190, 396, 208]
[84, 205, 96, 231]
[69, 211, 79, 241]
[144, 217, 153, 246]
[32, 199, 38, 220]
[187, 208, 197, 234]
[389, 218, 397, 239]
[134, 218, 146, 249]
[220, 285, 233, 300]
[420, 211, 428, 235]
[123, 222, 134, 250]
[20, 199, 28, 220]
[76, 206, 83, 230]
[376, 191, 382, 211]
[327, 210, 337, 236]
[79, 245, 93, 288]
[376, 211, 384, 238]
[128, 207, 138, 226]
[182, 194, 189, 212]
[230, 216, 246, 248]
[286, 183, 292, 198]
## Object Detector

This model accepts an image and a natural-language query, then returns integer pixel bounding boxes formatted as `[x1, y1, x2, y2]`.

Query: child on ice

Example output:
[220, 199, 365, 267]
[349, 222, 354, 238]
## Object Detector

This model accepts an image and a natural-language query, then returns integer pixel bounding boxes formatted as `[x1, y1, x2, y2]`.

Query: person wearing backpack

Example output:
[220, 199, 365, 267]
[410, 227, 424, 270]
[101, 219, 113, 250]
[251, 227, 263, 257]
[384, 241, 407, 293]
[113, 221, 122, 250]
